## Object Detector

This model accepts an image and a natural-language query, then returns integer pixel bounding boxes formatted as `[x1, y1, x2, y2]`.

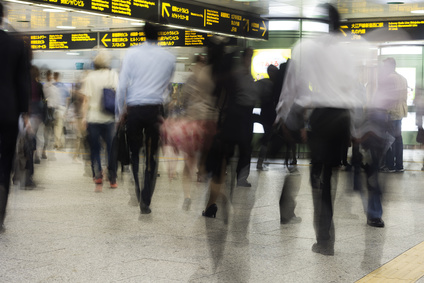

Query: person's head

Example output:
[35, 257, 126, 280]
[93, 51, 111, 70]
[383, 57, 396, 72]
[31, 65, 40, 81]
[318, 3, 340, 32]
[46, 69, 52, 81]
[53, 72, 60, 82]
[144, 21, 159, 41]
[267, 64, 279, 82]
[242, 47, 253, 69]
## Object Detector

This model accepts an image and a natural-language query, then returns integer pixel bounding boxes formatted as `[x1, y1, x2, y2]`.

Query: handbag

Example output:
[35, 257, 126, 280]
[417, 127, 424, 143]
[102, 88, 116, 115]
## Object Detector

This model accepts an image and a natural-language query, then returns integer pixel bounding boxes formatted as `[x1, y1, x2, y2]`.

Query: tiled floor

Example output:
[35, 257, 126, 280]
[1, 149, 424, 282]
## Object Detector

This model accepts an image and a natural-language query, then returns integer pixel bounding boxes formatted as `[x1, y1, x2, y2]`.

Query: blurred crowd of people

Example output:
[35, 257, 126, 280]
[0, 3, 415, 257]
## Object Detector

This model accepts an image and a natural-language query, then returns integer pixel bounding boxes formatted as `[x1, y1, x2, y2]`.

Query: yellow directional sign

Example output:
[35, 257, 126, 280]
[244, 19, 250, 32]
[162, 2, 171, 18]
[102, 33, 111, 47]
[260, 20, 267, 37]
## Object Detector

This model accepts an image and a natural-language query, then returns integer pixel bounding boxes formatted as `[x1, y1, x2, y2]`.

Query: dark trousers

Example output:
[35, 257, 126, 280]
[87, 122, 116, 182]
[385, 119, 403, 170]
[308, 108, 350, 243]
[0, 122, 19, 226]
[126, 105, 162, 207]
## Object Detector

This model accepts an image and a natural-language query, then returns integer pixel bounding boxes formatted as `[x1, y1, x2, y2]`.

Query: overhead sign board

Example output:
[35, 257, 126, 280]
[99, 29, 236, 48]
[24, 32, 98, 50]
[342, 20, 424, 41]
[160, 0, 268, 39]
[28, 0, 267, 39]
[23, 29, 237, 50]
[31, 0, 158, 19]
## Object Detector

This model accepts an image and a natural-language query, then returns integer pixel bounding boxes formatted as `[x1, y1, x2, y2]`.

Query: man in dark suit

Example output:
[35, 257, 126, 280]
[0, 2, 31, 233]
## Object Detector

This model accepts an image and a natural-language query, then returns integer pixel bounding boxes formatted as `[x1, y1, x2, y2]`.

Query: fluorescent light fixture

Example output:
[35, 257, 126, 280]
[43, 8, 65, 12]
[381, 46, 422, 55]
[234, 0, 257, 2]
[269, 20, 300, 31]
[115, 17, 142, 22]
[76, 10, 106, 17]
[302, 21, 329, 32]
[57, 25, 76, 29]
[66, 52, 80, 56]
[411, 10, 424, 13]
[177, 57, 189, 60]
[4, 0, 33, 5]
[131, 22, 145, 26]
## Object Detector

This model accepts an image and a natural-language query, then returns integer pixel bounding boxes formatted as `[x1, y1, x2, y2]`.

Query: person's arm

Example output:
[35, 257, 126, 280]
[115, 56, 130, 122]
[17, 39, 30, 115]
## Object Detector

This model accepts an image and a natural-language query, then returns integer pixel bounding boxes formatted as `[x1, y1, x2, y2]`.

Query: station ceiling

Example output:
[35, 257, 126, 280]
[3, 0, 424, 33]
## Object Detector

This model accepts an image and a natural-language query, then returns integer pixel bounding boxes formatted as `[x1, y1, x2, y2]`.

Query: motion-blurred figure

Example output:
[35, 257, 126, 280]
[0, 2, 31, 232]
[255, 64, 278, 171]
[276, 4, 366, 255]
[52, 72, 70, 150]
[414, 85, 424, 170]
[380, 58, 408, 173]
[116, 22, 176, 214]
[231, 47, 257, 187]
[81, 51, 118, 192]
[42, 69, 59, 155]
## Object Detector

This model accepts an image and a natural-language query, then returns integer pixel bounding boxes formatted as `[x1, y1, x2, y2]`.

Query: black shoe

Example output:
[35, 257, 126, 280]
[281, 216, 302, 224]
[34, 157, 41, 164]
[202, 204, 218, 218]
[367, 218, 384, 227]
[312, 242, 334, 256]
[25, 179, 36, 189]
[140, 202, 151, 214]
[256, 164, 269, 171]
[237, 180, 252, 187]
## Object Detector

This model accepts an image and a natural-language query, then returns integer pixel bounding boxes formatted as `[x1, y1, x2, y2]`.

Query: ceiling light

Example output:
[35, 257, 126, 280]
[66, 52, 80, 56]
[43, 8, 65, 12]
[4, 0, 33, 5]
[131, 22, 145, 26]
[233, 0, 258, 2]
[411, 10, 424, 13]
[57, 26, 76, 29]
[177, 57, 189, 60]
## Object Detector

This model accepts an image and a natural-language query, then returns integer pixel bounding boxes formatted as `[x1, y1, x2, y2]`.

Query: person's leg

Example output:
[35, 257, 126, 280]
[393, 120, 404, 170]
[385, 121, 396, 170]
[126, 110, 144, 203]
[366, 135, 384, 226]
[141, 118, 160, 208]
[54, 108, 64, 149]
[87, 123, 102, 181]
[0, 124, 19, 227]
[100, 122, 116, 186]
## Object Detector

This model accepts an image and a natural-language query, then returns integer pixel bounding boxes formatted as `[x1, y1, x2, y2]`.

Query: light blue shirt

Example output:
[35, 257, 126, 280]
[116, 41, 176, 118]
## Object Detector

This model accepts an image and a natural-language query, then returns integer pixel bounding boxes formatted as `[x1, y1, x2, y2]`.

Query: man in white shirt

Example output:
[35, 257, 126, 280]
[116, 22, 176, 214]
[276, 4, 370, 255]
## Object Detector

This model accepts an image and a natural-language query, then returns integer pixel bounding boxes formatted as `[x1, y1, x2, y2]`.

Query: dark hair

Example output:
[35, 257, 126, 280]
[384, 57, 396, 70]
[0, 2, 3, 25]
[319, 3, 340, 31]
[144, 22, 159, 41]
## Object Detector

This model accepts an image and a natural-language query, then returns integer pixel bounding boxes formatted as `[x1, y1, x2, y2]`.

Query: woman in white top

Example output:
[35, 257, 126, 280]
[81, 51, 118, 192]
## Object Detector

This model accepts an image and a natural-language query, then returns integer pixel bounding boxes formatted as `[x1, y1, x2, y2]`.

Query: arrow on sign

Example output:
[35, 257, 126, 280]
[102, 33, 111, 47]
[162, 3, 171, 17]
[243, 19, 249, 32]
[260, 20, 267, 37]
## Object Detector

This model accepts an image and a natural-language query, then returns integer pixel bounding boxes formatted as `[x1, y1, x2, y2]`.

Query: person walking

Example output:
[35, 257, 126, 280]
[116, 22, 176, 214]
[0, 2, 31, 232]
